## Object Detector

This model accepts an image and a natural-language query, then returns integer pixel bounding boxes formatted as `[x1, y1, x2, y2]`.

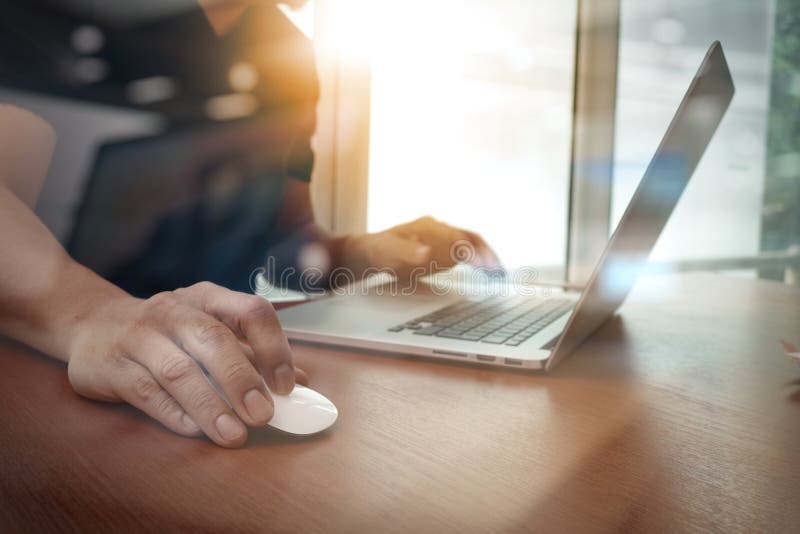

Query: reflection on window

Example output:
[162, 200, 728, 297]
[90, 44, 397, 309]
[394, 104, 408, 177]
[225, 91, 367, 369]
[613, 0, 779, 268]
[351, 1, 577, 272]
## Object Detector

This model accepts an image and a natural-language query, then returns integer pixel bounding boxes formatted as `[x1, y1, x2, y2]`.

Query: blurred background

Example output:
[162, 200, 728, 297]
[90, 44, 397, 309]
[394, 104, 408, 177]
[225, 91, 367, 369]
[0, 0, 797, 288]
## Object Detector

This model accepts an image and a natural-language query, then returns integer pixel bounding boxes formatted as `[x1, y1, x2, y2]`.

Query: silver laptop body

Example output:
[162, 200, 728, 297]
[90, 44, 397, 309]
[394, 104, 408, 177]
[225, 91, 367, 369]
[277, 42, 734, 371]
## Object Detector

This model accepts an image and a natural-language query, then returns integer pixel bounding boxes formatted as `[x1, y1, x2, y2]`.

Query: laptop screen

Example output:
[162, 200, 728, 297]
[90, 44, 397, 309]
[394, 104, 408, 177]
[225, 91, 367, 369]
[547, 41, 735, 369]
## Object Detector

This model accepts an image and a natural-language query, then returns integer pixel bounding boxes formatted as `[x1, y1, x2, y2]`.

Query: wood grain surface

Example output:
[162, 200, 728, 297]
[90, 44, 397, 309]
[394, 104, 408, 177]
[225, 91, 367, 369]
[1, 273, 798, 533]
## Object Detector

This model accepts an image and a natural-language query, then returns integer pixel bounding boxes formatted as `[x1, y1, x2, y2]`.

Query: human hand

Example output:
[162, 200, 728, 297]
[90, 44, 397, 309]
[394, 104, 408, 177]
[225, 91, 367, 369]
[341, 216, 501, 281]
[66, 281, 306, 447]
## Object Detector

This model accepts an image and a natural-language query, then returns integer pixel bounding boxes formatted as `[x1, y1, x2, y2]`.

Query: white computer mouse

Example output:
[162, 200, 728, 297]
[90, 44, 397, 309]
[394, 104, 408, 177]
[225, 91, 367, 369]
[266, 384, 338, 435]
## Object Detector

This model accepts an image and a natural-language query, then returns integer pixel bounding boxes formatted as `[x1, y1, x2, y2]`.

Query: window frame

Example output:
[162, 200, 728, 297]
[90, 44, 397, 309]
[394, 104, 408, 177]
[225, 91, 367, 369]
[310, 0, 371, 235]
[566, 0, 620, 285]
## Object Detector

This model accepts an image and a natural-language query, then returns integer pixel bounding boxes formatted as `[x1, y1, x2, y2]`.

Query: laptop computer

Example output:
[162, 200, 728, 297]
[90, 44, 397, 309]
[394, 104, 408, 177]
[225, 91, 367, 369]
[276, 41, 735, 371]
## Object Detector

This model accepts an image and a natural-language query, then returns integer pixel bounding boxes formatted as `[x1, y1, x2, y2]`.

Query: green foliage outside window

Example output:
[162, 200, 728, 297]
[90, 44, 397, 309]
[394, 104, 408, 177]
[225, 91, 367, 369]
[762, 0, 800, 278]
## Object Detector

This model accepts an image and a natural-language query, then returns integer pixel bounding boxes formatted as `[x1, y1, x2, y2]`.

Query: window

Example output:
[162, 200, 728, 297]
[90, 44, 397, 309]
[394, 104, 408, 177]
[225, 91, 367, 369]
[613, 0, 796, 277]
[312, 0, 798, 282]
[317, 0, 578, 275]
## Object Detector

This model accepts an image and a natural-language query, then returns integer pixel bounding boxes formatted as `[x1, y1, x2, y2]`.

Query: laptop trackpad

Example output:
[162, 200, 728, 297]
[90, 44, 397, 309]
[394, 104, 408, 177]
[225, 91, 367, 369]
[278, 289, 465, 337]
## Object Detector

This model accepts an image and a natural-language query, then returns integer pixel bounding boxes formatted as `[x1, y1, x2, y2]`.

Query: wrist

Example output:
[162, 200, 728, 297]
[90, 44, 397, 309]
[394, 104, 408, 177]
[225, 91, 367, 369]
[39, 259, 133, 362]
[330, 234, 355, 271]
[333, 234, 370, 276]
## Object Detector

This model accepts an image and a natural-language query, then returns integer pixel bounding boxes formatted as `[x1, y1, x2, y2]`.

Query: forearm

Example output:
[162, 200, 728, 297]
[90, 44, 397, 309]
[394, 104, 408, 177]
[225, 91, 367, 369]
[0, 185, 129, 361]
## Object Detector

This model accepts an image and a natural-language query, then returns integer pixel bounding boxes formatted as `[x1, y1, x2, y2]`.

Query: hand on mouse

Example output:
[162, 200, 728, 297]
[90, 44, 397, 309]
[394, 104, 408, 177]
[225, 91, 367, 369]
[66, 281, 303, 448]
[340, 216, 502, 281]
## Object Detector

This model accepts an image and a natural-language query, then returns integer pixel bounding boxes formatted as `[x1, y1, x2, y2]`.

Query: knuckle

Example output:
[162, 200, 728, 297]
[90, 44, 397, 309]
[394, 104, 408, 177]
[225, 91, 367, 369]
[136, 293, 179, 329]
[190, 281, 216, 294]
[189, 388, 220, 414]
[196, 322, 233, 348]
[154, 393, 178, 416]
[131, 374, 161, 403]
[158, 355, 196, 384]
[171, 286, 191, 300]
[221, 358, 256, 386]
[67, 361, 91, 396]
[146, 291, 179, 310]
[268, 349, 292, 368]
[243, 296, 275, 322]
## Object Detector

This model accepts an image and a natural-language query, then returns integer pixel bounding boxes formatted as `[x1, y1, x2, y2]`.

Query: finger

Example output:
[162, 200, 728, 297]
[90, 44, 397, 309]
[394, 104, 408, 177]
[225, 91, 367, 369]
[129, 334, 248, 447]
[112, 357, 202, 437]
[163, 304, 275, 426]
[414, 219, 470, 269]
[241, 340, 310, 387]
[238, 340, 256, 361]
[175, 282, 296, 395]
[393, 216, 445, 245]
[295, 367, 309, 387]
[414, 218, 501, 271]
[375, 233, 432, 274]
[384, 217, 450, 268]
[461, 230, 503, 271]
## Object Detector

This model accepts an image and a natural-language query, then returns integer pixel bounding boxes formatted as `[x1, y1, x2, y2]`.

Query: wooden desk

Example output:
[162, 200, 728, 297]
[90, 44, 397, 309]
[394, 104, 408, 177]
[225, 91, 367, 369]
[1, 274, 798, 532]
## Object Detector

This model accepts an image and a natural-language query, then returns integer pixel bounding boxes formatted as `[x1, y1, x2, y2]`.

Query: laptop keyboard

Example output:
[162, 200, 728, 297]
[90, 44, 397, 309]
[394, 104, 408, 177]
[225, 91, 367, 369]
[388, 297, 573, 347]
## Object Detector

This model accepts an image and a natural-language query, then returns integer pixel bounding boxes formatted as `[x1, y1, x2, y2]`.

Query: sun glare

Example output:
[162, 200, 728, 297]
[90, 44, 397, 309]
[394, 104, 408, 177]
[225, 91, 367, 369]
[316, 1, 577, 270]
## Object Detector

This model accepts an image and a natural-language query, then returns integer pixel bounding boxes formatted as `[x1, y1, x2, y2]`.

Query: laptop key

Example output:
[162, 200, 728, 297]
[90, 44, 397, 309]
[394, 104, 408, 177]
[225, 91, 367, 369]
[435, 332, 463, 339]
[507, 335, 531, 345]
[497, 328, 521, 335]
[414, 326, 444, 335]
[453, 332, 485, 341]
[444, 325, 471, 334]
[396, 297, 573, 344]
[482, 334, 511, 344]
[471, 327, 495, 335]
[437, 328, 464, 337]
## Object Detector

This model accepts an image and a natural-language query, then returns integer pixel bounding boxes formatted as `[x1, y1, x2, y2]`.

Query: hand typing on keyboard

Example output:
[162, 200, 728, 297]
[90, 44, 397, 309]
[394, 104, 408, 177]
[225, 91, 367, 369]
[338, 216, 502, 283]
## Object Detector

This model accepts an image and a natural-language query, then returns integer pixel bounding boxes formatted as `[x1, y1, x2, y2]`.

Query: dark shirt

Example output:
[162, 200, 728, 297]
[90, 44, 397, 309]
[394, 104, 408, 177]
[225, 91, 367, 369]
[0, 0, 319, 295]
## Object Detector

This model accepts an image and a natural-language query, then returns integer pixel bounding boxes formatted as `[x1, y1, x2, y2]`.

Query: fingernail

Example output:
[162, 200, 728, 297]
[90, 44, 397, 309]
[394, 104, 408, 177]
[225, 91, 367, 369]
[273, 363, 295, 394]
[215, 413, 245, 441]
[182, 413, 201, 433]
[243, 388, 273, 423]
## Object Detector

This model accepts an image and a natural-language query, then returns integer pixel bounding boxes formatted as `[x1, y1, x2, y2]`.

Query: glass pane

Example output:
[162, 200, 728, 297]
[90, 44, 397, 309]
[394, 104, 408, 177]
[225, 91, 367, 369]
[763, 0, 800, 280]
[613, 0, 777, 267]
[361, 0, 577, 274]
